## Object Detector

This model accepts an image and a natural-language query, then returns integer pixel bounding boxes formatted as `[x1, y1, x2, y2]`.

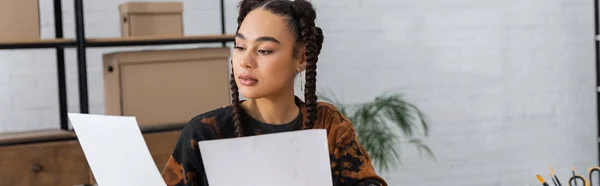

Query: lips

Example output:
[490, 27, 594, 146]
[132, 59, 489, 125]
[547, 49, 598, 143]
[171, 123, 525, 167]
[238, 74, 258, 86]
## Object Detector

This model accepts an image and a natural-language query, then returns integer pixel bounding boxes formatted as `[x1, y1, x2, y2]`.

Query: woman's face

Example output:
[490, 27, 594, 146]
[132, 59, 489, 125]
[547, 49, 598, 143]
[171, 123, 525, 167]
[232, 8, 306, 99]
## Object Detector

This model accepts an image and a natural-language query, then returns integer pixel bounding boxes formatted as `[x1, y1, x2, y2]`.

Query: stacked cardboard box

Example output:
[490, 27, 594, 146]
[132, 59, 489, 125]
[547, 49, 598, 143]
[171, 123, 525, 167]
[103, 47, 231, 127]
[104, 2, 231, 127]
[120, 2, 184, 37]
[0, 0, 40, 41]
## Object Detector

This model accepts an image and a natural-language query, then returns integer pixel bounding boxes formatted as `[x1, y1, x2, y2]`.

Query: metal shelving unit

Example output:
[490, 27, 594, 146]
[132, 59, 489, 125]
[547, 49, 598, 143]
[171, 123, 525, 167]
[594, 0, 600, 166]
[0, 0, 234, 132]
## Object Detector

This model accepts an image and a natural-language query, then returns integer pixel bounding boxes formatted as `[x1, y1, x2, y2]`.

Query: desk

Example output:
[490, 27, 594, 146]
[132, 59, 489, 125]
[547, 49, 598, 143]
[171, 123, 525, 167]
[0, 125, 182, 186]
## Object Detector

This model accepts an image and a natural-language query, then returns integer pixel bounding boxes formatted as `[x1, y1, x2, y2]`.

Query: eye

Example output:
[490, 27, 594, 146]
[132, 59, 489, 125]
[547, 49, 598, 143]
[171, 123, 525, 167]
[258, 50, 272, 55]
[234, 46, 246, 51]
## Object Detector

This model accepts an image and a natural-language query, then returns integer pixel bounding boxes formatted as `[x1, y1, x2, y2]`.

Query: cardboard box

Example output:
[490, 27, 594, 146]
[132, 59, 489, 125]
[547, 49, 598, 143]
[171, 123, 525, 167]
[0, 0, 40, 41]
[119, 2, 184, 37]
[102, 47, 231, 127]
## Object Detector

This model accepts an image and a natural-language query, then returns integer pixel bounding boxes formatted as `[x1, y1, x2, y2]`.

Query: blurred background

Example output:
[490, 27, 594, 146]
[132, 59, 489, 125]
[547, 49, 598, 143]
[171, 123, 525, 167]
[0, 0, 596, 185]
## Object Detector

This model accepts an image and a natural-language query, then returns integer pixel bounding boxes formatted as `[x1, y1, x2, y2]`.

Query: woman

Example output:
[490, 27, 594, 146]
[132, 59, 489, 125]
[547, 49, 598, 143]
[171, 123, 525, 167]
[161, 0, 388, 185]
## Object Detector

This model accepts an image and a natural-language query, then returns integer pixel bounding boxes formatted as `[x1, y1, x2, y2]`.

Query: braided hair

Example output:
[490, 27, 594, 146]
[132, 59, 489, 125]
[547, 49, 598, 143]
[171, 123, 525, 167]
[231, 0, 324, 137]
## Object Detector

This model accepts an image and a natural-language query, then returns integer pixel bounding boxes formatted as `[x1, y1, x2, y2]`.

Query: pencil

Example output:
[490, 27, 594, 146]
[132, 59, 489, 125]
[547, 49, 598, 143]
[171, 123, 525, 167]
[550, 166, 562, 186]
[572, 167, 577, 186]
[550, 174, 558, 186]
[537, 174, 550, 186]
[550, 173, 557, 186]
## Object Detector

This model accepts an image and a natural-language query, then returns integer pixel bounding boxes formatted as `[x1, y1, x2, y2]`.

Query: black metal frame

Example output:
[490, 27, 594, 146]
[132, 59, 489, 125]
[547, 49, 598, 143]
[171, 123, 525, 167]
[54, 0, 69, 130]
[0, 0, 233, 131]
[74, 0, 89, 118]
[595, 0, 600, 166]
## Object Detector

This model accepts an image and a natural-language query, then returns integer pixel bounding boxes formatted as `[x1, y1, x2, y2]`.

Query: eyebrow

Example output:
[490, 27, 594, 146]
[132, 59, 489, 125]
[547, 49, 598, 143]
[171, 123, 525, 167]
[236, 33, 281, 44]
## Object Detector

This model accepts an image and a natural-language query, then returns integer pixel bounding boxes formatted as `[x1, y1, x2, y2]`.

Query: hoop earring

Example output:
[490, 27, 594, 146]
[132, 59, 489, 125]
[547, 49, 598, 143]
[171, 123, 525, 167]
[300, 71, 304, 91]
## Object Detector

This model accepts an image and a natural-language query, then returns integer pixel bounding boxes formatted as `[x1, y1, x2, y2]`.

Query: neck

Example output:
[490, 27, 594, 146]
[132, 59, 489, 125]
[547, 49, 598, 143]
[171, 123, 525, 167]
[242, 94, 299, 125]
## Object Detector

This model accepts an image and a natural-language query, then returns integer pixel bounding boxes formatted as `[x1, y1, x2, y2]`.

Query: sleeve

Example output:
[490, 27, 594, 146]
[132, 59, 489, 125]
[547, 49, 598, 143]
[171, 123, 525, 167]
[161, 124, 205, 186]
[332, 125, 388, 186]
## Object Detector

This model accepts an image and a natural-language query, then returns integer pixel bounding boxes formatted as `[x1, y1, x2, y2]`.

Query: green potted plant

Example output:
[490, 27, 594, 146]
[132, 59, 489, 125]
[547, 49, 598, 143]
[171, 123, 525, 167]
[318, 89, 435, 172]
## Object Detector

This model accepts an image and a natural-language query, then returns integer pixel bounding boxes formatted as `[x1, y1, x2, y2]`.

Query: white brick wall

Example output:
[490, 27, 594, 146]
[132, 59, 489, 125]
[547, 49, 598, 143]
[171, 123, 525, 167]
[0, 0, 597, 185]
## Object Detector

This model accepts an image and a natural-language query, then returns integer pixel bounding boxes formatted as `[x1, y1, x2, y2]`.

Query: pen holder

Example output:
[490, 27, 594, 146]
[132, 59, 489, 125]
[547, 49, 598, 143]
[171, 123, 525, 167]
[568, 174, 588, 186]
[539, 166, 600, 186]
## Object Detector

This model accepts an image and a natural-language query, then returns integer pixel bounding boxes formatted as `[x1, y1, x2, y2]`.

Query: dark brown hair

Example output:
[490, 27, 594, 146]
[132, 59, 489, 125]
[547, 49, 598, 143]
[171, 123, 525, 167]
[230, 0, 324, 137]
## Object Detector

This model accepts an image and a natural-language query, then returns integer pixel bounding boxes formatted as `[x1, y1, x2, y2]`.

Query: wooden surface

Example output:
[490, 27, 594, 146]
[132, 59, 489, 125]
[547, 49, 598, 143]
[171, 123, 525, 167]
[0, 129, 76, 146]
[0, 34, 233, 46]
[86, 34, 235, 43]
[144, 130, 182, 171]
[0, 38, 74, 45]
[0, 140, 90, 186]
[0, 127, 182, 185]
[139, 123, 187, 133]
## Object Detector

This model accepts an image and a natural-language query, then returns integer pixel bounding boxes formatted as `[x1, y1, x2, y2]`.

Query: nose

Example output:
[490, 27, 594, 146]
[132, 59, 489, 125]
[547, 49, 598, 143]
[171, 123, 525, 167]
[239, 53, 256, 69]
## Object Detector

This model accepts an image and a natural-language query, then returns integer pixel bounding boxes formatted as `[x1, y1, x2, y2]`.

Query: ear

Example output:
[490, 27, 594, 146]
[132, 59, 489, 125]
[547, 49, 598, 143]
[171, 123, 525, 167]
[295, 46, 307, 72]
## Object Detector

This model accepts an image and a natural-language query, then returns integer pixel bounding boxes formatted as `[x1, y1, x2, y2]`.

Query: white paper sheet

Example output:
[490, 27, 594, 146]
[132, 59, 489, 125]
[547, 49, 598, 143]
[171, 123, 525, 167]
[68, 113, 166, 186]
[198, 129, 333, 186]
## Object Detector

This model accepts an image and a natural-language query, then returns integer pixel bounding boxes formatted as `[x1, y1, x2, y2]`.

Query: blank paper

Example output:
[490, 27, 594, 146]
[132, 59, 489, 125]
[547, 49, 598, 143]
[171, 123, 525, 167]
[68, 113, 166, 186]
[198, 129, 333, 186]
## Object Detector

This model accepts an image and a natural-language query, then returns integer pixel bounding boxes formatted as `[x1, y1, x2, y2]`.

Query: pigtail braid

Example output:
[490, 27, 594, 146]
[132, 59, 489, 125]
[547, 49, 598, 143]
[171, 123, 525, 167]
[292, 0, 321, 129]
[231, 0, 270, 137]
[229, 63, 245, 137]
[315, 26, 323, 55]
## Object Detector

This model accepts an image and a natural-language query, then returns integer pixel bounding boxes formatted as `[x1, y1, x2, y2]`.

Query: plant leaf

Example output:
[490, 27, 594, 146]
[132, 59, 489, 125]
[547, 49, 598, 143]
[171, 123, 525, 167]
[355, 116, 400, 172]
[375, 93, 416, 137]
[317, 88, 434, 172]
[407, 102, 429, 136]
[408, 139, 436, 161]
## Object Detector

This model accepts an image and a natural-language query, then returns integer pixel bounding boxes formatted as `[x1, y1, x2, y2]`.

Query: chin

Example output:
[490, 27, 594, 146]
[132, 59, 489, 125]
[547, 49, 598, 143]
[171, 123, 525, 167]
[238, 87, 266, 100]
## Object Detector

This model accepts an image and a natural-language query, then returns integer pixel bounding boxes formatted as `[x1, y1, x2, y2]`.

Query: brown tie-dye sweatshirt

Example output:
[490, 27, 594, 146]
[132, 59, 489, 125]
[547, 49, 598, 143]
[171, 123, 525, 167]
[161, 96, 388, 186]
